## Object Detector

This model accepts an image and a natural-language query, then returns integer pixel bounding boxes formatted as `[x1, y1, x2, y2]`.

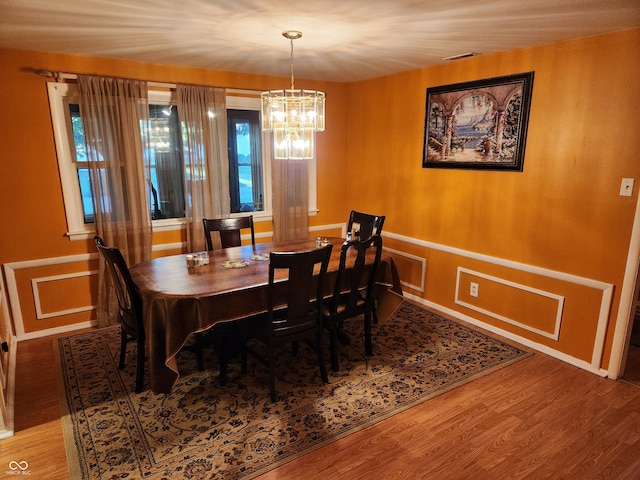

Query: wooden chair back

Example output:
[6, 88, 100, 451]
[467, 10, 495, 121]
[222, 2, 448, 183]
[347, 210, 385, 240]
[268, 244, 333, 339]
[331, 235, 383, 317]
[203, 215, 255, 250]
[94, 236, 143, 340]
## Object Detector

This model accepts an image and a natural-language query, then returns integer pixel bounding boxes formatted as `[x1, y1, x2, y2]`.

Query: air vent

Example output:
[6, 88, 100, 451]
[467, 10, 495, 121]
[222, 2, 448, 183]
[443, 52, 481, 61]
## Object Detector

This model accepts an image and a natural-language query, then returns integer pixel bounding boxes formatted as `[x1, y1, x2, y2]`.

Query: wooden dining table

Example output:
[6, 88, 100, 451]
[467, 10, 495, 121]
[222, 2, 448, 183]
[129, 237, 403, 394]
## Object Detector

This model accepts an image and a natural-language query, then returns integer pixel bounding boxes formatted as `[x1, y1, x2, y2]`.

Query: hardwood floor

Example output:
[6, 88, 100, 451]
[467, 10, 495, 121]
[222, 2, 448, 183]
[0, 335, 70, 479]
[2, 330, 640, 479]
[622, 343, 640, 387]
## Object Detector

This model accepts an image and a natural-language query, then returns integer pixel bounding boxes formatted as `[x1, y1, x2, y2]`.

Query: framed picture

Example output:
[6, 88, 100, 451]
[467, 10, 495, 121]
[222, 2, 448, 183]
[422, 72, 534, 171]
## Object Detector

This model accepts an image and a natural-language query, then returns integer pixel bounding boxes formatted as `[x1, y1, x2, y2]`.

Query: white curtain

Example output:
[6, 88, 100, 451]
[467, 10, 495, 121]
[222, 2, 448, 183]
[77, 75, 153, 327]
[271, 160, 309, 242]
[176, 85, 230, 252]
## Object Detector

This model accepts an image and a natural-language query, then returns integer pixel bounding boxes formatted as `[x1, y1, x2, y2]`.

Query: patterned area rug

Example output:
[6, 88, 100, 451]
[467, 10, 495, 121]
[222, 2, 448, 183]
[56, 301, 531, 479]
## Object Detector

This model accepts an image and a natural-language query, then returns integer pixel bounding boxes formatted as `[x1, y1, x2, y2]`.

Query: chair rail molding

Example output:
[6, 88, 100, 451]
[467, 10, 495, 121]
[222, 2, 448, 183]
[382, 230, 614, 376]
[4, 253, 98, 340]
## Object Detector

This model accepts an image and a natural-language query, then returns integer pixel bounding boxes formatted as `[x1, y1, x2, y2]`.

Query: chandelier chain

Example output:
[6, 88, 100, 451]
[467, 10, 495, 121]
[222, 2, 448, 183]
[289, 37, 295, 90]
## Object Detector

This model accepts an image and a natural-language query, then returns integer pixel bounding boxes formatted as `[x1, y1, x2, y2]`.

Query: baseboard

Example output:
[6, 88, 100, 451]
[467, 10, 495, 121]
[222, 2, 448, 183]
[17, 321, 95, 342]
[0, 334, 17, 439]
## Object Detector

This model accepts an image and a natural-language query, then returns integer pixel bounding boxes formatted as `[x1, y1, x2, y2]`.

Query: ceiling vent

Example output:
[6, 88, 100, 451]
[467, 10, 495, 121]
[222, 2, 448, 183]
[443, 52, 481, 61]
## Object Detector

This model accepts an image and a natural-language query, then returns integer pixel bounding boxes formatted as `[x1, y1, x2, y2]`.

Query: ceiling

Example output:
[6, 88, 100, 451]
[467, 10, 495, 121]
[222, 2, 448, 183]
[1, 0, 639, 83]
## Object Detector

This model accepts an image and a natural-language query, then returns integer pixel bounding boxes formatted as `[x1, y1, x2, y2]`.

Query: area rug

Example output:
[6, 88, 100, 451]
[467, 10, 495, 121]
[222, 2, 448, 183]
[56, 301, 531, 479]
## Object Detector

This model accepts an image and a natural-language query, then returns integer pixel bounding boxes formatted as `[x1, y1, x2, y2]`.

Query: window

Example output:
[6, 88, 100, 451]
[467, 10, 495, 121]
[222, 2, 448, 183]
[227, 109, 263, 213]
[66, 101, 186, 223]
[48, 83, 316, 240]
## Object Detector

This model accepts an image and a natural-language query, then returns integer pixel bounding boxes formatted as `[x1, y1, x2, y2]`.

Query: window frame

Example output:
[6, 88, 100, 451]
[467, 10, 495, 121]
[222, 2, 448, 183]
[48, 83, 316, 241]
[225, 94, 273, 217]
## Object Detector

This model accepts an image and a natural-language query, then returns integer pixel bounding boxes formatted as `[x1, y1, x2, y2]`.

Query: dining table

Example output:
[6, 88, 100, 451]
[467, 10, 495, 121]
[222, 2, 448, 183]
[129, 236, 403, 394]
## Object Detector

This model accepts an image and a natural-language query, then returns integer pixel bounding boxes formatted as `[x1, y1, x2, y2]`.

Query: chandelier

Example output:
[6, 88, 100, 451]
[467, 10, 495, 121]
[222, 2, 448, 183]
[261, 31, 325, 160]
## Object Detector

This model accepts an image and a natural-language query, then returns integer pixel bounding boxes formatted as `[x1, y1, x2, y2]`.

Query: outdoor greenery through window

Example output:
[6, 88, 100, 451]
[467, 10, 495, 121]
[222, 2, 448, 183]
[227, 109, 263, 213]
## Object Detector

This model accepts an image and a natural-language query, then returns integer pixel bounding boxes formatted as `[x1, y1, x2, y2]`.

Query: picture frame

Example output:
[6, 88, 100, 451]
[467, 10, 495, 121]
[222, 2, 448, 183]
[422, 72, 534, 171]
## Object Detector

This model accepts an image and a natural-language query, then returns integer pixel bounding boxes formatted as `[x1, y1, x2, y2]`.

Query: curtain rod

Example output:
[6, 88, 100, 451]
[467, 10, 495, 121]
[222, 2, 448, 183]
[35, 70, 175, 89]
[34, 69, 259, 95]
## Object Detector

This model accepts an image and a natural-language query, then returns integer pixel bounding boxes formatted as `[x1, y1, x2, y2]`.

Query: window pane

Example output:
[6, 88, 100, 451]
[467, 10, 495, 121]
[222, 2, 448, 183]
[69, 104, 87, 162]
[238, 165, 253, 204]
[146, 105, 185, 219]
[77, 168, 94, 223]
[227, 109, 263, 213]
[236, 122, 253, 206]
[69, 104, 94, 224]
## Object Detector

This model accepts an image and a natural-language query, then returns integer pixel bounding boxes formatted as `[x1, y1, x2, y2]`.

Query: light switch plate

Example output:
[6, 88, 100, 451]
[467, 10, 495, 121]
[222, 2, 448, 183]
[620, 178, 635, 197]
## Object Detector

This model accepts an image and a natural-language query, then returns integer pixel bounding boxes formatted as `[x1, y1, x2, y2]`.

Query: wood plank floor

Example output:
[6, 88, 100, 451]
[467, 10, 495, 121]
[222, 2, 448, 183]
[2, 329, 640, 479]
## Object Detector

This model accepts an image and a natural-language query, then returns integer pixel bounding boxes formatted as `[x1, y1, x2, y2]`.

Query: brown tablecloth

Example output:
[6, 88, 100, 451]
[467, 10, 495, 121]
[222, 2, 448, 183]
[374, 255, 404, 323]
[130, 237, 403, 393]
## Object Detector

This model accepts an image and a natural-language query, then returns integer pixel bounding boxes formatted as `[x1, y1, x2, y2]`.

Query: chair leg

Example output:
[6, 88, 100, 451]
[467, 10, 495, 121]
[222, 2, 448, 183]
[372, 300, 379, 324]
[364, 310, 373, 357]
[268, 344, 277, 402]
[135, 338, 145, 394]
[317, 329, 328, 384]
[240, 344, 248, 374]
[195, 333, 205, 372]
[330, 322, 340, 372]
[119, 328, 127, 370]
[239, 323, 249, 374]
[336, 320, 350, 345]
[218, 353, 229, 386]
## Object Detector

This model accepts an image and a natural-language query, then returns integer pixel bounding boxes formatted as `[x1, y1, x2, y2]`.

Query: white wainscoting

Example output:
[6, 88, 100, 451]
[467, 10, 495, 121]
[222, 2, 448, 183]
[454, 267, 565, 341]
[32, 270, 98, 320]
[383, 230, 614, 376]
[4, 253, 98, 340]
[382, 246, 426, 293]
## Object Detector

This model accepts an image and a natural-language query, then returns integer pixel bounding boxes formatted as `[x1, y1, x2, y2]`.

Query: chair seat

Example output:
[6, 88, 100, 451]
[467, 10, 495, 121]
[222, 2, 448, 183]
[322, 298, 365, 318]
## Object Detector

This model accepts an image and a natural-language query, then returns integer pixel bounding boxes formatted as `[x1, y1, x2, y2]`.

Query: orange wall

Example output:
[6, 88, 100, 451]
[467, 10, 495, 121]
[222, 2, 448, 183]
[347, 28, 640, 368]
[1, 28, 639, 373]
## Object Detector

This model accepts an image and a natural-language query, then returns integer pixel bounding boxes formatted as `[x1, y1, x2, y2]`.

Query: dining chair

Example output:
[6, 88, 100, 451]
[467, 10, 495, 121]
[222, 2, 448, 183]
[201, 216, 256, 385]
[242, 244, 333, 402]
[94, 236, 204, 393]
[203, 215, 255, 250]
[323, 235, 383, 372]
[347, 210, 385, 240]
